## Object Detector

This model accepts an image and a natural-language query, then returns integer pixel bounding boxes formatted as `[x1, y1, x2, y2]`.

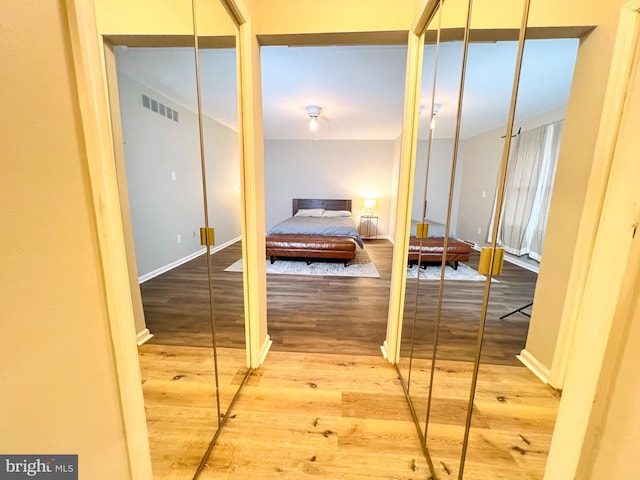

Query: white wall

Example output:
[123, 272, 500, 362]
[264, 139, 395, 236]
[117, 72, 241, 278]
[413, 139, 462, 234]
[202, 114, 243, 248]
[455, 106, 566, 245]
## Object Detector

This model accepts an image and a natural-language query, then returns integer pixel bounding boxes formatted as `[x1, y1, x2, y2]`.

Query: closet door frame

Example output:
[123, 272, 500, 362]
[388, 1, 640, 479]
[65, 0, 257, 477]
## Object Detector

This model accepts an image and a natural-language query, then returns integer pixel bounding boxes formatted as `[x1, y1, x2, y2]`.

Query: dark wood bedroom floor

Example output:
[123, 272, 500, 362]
[140, 239, 537, 366]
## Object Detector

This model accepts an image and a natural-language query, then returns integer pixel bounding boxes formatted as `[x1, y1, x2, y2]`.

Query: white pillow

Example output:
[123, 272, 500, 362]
[322, 210, 352, 218]
[295, 208, 324, 217]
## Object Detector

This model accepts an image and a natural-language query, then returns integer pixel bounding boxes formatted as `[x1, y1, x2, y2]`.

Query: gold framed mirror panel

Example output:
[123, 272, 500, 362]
[398, 0, 538, 478]
[191, 1, 253, 476]
[98, 0, 250, 477]
[193, 0, 250, 426]
[426, 2, 529, 478]
[461, 1, 574, 476]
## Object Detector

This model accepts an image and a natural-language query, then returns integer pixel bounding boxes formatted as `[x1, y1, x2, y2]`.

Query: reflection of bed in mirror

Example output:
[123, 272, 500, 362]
[265, 199, 364, 267]
[408, 219, 472, 270]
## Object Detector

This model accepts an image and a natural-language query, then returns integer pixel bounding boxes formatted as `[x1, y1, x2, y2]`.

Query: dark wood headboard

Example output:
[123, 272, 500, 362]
[292, 199, 352, 215]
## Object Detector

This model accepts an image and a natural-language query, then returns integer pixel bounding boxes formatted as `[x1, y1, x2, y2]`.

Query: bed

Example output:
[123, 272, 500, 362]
[265, 199, 363, 267]
[408, 219, 472, 270]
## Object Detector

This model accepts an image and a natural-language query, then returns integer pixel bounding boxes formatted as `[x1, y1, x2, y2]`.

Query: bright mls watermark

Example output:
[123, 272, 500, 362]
[0, 456, 77, 479]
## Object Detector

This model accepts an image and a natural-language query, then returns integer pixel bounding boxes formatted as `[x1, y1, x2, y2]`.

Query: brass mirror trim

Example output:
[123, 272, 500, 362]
[412, 0, 444, 35]
[401, 0, 535, 477]
[395, 364, 437, 474]
[423, 0, 474, 455]
[191, 0, 223, 431]
[406, 0, 444, 395]
[193, 368, 253, 478]
[190, 1, 255, 478]
[456, 1, 533, 478]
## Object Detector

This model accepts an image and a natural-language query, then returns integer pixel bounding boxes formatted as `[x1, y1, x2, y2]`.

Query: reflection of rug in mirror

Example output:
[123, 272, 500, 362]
[406, 262, 498, 282]
[224, 247, 381, 278]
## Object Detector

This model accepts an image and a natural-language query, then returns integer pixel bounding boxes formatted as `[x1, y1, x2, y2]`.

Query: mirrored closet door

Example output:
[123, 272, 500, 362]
[396, 0, 560, 478]
[397, 0, 469, 448]
[192, 0, 252, 474]
[103, 0, 249, 477]
[426, 2, 526, 478]
[461, 12, 573, 478]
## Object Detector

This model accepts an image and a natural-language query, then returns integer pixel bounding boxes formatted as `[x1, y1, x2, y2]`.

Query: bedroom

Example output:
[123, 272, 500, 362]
[109, 8, 579, 476]
[6, 0, 639, 478]
[114, 38, 577, 352]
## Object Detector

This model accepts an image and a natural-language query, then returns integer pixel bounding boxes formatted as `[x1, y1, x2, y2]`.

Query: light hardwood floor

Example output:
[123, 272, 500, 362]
[138, 240, 558, 479]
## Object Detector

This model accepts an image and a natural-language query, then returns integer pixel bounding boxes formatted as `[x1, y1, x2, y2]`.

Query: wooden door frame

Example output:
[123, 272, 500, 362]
[544, 0, 640, 477]
[65, 0, 259, 478]
[547, 0, 640, 389]
[66, 0, 640, 475]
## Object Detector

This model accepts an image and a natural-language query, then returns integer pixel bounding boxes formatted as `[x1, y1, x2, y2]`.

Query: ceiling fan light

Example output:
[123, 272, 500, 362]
[309, 116, 318, 132]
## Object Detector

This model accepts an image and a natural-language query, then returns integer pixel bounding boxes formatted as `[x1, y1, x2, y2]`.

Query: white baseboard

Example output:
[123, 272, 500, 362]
[362, 235, 393, 242]
[136, 328, 153, 346]
[139, 248, 206, 283]
[380, 340, 393, 363]
[257, 334, 272, 367]
[209, 235, 242, 255]
[517, 348, 551, 385]
[138, 236, 241, 284]
[504, 254, 540, 274]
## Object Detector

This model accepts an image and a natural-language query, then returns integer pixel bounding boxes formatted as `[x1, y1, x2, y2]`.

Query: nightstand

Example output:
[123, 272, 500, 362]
[359, 215, 379, 239]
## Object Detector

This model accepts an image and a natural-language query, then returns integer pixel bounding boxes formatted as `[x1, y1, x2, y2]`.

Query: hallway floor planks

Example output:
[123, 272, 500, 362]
[137, 239, 557, 479]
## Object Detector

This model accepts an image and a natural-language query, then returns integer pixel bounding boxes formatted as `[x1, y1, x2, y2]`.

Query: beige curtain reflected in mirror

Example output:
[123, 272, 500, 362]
[493, 120, 564, 261]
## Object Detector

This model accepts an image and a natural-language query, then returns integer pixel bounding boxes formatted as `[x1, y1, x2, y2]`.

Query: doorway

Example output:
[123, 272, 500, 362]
[259, 43, 409, 355]
[100, 1, 250, 475]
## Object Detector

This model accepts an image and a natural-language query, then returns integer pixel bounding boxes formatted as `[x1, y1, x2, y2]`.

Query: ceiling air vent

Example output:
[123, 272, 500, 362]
[141, 93, 179, 123]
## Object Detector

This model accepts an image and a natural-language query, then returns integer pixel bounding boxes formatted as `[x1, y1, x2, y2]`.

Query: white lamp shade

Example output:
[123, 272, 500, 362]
[364, 199, 377, 209]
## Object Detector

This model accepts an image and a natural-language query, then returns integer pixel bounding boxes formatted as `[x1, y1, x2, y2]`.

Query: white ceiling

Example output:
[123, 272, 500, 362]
[116, 47, 239, 132]
[417, 39, 579, 139]
[115, 38, 578, 141]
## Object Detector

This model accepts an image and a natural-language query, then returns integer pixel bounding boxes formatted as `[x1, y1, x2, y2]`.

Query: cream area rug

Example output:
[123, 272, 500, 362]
[224, 247, 381, 278]
[406, 262, 497, 282]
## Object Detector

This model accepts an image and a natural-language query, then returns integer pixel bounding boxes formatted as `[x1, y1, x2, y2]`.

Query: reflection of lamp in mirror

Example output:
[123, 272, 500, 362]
[364, 198, 377, 215]
[306, 105, 322, 141]
[430, 103, 442, 130]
